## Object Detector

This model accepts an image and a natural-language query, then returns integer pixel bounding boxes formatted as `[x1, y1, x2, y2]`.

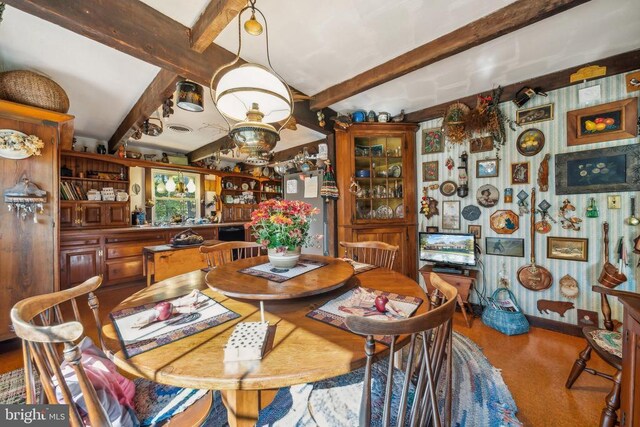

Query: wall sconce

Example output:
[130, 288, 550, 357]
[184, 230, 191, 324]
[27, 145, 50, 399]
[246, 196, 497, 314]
[4, 177, 47, 223]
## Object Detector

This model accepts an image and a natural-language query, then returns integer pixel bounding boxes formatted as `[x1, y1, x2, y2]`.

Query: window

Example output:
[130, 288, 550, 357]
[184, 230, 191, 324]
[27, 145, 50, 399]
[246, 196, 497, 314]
[151, 169, 200, 223]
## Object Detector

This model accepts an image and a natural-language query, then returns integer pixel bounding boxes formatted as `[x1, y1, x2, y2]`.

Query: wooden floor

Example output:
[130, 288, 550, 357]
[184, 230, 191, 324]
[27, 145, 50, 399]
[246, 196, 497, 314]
[0, 281, 613, 426]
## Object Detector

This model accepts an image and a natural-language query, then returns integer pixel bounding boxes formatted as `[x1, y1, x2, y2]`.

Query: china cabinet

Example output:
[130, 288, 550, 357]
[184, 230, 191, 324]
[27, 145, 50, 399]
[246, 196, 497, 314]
[336, 122, 418, 279]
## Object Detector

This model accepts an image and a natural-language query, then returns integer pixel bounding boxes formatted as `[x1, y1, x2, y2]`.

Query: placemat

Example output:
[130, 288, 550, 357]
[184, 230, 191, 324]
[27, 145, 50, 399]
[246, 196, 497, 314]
[306, 286, 423, 345]
[238, 258, 328, 283]
[340, 258, 378, 274]
[110, 291, 240, 358]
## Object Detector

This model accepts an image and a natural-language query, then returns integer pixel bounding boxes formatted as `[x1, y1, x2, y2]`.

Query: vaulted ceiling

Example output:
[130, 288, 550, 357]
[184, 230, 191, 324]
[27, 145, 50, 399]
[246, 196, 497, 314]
[0, 0, 638, 158]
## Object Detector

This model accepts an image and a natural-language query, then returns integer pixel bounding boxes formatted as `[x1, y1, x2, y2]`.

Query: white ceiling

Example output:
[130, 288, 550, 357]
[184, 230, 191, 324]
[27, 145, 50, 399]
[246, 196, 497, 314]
[1, 0, 639, 158]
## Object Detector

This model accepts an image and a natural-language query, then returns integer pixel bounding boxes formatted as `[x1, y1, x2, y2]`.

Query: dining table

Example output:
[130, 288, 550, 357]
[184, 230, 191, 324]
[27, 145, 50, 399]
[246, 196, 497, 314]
[102, 255, 428, 427]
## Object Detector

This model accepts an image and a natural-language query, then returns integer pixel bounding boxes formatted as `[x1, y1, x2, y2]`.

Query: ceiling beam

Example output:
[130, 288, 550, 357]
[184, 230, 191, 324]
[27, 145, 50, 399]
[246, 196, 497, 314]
[188, 134, 233, 162]
[190, 0, 246, 52]
[310, 0, 591, 110]
[108, 69, 181, 152]
[3, 0, 236, 85]
[107, 0, 247, 151]
[404, 49, 640, 123]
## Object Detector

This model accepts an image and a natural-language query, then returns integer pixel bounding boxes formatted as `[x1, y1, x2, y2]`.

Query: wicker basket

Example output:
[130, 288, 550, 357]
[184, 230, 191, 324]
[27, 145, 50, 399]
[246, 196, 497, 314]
[0, 70, 69, 113]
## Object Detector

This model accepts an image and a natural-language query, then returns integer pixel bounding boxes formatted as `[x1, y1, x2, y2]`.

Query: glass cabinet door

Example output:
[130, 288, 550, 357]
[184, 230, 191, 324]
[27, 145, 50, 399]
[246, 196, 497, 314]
[353, 135, 404, 221]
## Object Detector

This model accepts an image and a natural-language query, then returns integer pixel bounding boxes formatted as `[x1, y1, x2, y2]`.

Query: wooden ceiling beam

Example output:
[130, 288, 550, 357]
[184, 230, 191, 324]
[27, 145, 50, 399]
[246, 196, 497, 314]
[190, 0, 246, 52]
[405, 49, 640, 123]
[108, 69, 181, 152]
[3, 0, 235, 85]
[107, 0, 246, 151]
[310, 0, 591, 110]
[188, 134, 233, 162]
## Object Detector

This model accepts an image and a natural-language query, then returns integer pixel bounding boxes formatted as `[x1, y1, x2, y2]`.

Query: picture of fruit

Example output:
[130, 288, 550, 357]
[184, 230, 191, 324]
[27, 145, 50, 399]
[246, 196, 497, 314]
[595, 122, 607, 131]
[583, 115, 619, 133]
[604, 118, 615, 126]
[585, 120, 596, 131]
[594, 118, 605, 124]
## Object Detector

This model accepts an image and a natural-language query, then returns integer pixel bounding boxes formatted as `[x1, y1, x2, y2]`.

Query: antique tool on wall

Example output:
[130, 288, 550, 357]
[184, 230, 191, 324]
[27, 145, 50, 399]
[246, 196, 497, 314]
[597, 222, 627, 288]
[537, 153, 550, 192]
[518, 188, 553, 291]
[627, 197, 639, 226]
[457, 151, 468, 197]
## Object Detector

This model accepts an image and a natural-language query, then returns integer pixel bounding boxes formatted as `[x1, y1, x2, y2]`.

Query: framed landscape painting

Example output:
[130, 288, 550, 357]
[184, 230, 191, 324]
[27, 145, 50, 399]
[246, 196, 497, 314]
[547, 237, 588, 262]
[567, 97, 638, 146]
[422, 127, 444, 154]
[555, 144, 640, 194]
[485, 237, 524, 257]
[516, 103, 554, 125]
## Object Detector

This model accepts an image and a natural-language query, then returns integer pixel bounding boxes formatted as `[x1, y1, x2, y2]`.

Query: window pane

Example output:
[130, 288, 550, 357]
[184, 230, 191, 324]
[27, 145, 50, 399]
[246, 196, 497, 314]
[151, 169, 200, 223]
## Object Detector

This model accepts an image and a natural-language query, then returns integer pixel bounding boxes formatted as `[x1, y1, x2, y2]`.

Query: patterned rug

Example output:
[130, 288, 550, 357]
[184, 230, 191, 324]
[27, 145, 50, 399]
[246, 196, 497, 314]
[0, 333, 521, 426]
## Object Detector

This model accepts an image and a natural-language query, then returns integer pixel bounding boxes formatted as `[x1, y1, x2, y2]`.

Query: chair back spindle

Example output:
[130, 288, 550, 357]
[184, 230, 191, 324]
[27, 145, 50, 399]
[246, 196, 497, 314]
[340, 241, 399, 270]
[345, 273, 458, 427]
[200, 241, 263, 268]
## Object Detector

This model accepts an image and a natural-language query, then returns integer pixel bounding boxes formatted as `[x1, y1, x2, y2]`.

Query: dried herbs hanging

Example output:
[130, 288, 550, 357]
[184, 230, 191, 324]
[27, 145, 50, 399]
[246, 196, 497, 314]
[442, 102, 470, 144]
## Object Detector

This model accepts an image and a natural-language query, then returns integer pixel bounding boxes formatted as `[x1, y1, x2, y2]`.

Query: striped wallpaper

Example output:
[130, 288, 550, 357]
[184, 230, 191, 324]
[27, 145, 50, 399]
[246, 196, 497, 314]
[416, 71, 640, 326]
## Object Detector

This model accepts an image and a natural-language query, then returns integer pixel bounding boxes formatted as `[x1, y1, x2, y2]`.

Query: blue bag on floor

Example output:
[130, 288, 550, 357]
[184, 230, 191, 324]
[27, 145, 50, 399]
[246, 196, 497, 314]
[482, 288, 529, 336]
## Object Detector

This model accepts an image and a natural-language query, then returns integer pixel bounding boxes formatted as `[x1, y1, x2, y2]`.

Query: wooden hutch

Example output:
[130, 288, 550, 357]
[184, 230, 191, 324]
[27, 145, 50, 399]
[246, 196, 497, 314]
[335, 122, 418, 279]
[0, 100, 74, 340]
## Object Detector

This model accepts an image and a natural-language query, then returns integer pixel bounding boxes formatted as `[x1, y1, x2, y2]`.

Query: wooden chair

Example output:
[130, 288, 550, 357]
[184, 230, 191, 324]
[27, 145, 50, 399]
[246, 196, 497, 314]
[10, 276, 212, 427]
[344, 272, 458, 426]
[566, 286, 640, 427]
[340, 240, 399, 270]
[200, 241, 263, 268]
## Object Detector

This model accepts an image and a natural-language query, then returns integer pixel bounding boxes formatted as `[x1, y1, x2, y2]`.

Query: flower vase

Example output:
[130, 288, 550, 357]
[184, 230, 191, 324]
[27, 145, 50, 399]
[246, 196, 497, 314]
[268, 247, 301, 269]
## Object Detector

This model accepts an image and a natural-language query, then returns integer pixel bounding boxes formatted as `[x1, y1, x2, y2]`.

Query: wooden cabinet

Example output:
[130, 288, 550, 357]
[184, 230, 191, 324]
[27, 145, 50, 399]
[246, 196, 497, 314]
[336, 122, 418, 279]
[221, 204, 255, 222]
[59, 226, 223, 289]
[620, 297, 640, 427]
[0, 100, 74, 340]
[61, 201, 129, 228]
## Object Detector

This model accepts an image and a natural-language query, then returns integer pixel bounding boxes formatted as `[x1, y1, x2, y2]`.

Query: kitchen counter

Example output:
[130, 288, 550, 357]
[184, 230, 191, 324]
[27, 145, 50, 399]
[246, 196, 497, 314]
[61, 222, 246, 235]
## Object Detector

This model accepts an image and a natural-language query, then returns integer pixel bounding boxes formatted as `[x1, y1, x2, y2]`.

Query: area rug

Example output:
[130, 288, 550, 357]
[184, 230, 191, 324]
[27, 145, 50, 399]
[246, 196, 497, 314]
[0, 332, 521, 426]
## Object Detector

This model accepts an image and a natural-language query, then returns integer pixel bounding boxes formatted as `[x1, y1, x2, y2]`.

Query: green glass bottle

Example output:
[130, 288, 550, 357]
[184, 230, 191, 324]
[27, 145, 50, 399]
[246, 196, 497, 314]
[586, 197, 599, 218]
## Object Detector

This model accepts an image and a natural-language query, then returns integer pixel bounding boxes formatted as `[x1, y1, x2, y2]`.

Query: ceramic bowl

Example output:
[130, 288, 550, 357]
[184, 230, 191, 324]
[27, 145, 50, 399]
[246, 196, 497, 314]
[356, 169, 370, 178]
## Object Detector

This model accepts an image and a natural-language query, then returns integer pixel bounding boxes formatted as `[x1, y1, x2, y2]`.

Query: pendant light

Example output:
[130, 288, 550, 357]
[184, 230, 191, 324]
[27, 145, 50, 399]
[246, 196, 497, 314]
[210, 0, 293, 157]
[176, 81, 204, 112]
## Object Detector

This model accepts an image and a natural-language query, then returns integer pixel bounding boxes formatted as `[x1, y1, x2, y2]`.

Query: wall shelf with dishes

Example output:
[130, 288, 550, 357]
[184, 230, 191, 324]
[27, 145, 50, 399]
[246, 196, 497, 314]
[220, 176, 282, 222]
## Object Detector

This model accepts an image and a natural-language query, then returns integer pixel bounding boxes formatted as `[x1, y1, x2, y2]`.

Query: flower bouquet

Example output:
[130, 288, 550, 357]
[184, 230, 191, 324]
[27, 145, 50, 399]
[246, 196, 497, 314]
[246, 199, 319, 268]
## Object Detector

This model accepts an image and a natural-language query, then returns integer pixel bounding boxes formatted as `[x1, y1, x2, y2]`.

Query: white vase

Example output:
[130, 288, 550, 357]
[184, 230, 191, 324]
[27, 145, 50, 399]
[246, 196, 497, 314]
[268, 247, 301, 269]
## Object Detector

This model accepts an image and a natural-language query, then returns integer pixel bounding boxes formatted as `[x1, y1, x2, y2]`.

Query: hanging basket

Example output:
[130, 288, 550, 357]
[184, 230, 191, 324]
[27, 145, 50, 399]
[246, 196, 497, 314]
[0, 70, 69, 113]
[443, 102, 470, 144]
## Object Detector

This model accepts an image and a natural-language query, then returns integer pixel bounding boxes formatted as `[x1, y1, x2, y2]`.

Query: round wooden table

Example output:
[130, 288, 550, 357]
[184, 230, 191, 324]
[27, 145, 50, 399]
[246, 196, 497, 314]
[103, 264, 427, 427]
[204, 255, 354, 300]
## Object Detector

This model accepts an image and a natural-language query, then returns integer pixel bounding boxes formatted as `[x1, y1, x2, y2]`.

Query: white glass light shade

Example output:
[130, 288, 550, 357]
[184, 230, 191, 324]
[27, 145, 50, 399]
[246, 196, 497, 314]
[215, 64, 292, 123]
[156, 182, 166, 194]
[165, 178, 176, 193]
[186, 179, 196, 193]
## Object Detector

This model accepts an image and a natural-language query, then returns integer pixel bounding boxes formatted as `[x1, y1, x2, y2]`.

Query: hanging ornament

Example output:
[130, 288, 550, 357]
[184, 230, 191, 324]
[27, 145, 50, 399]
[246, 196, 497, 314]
[517, 190, 529, 215]
[445, 156, 455, 176]
[560, 275, 580, 299]
[535, 199, 556, 234]
[420, 185, 439, 219]
[559, 199, 582, 231]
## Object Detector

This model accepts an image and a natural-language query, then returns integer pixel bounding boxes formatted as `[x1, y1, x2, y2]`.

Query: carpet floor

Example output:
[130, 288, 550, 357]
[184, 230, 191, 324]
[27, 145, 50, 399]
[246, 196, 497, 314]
[0, 332, 520, 426]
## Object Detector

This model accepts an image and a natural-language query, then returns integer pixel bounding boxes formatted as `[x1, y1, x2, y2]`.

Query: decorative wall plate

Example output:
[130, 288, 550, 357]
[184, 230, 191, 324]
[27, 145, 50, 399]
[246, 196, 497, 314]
[395, 204, 404, 218]
[560, 275, 579, 299]
[476, 184, 499, 207]
[376, 205, 393, 219]
[0, 130, 32, 159]
[490, 210, 519, 234]
[439, 181, 458, 196]
[461, 205, 481, 221]
[516, 128, 545, 156]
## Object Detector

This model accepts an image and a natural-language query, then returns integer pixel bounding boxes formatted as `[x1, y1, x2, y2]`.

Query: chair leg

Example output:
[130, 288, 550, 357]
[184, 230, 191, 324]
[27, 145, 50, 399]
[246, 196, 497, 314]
[599, 370, 621, 427]
[565, 344, 592, 389]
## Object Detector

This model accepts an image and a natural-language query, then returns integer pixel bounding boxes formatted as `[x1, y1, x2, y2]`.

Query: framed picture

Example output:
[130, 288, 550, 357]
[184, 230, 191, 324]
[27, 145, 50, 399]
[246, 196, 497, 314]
[490, 210, 519, 234]
[516, 103, 554, 125]
[476, 158, 499, 178]
[555, 144, 640, 194]
[547, 237, 588, 262]
[422, 161, 439, 182]
[516, 128, 545, 156]
[426, 226, 439, 233]
[511, 162, 530, 184]
[422, 128, 444, 154]
[485, 237, 525, 257]
[468, 225, 481, 239]
[470, 136, 494, 154]
[567, 97, 638, 146]
[577, 309, 599, 328]
[441, 201, 460, 230]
